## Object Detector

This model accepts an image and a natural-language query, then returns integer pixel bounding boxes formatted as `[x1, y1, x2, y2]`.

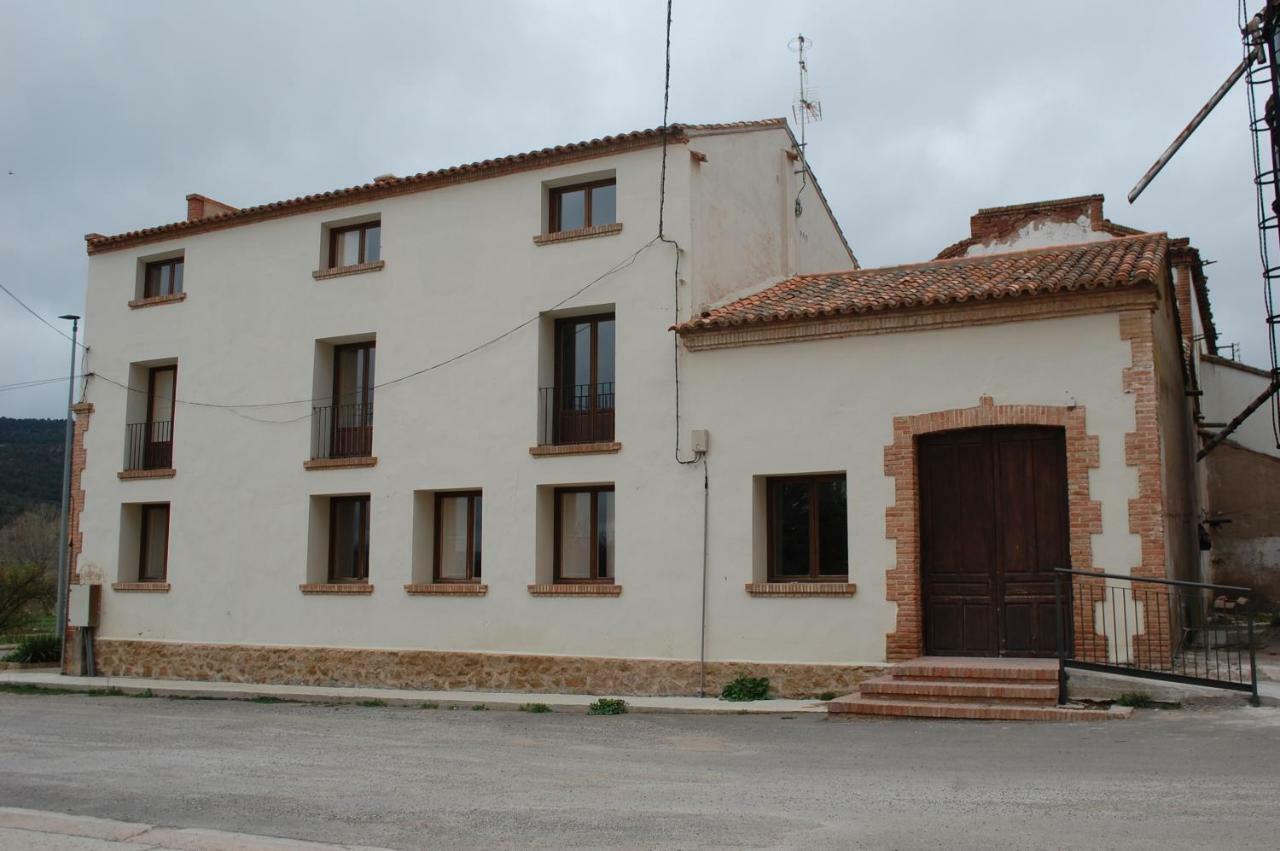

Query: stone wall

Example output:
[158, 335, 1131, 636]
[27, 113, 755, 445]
[94, 639, 883, 699]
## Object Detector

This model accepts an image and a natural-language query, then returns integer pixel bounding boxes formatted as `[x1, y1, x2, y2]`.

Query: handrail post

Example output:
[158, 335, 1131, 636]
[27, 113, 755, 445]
[1054, 570, 1067, 705]
[1248, 608, 1260, 707]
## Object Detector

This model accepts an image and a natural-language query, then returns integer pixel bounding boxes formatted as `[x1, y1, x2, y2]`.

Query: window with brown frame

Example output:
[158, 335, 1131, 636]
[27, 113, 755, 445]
[548, 179, 616, 233]
[434, 492, 482, 582]
[143, 257, 184, 298]
[328, 220, 381, 269]
[328, 495, 370, 583]
[549, 313, 615, 445]
[138, 504, 170, 582]
[766, 475, 848, 581]
[554, 485, 614, 582]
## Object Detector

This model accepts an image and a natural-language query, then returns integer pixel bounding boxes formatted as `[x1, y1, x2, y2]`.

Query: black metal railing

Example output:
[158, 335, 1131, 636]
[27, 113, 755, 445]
[538, 382, 615, 445]
[311, 402, 374, 459]
[1055, 568, 1259, 704]
[124, 420, 173, 470]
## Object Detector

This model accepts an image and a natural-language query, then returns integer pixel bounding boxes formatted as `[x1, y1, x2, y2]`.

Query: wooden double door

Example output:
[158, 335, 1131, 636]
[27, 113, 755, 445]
[918, 426, 1069, 658]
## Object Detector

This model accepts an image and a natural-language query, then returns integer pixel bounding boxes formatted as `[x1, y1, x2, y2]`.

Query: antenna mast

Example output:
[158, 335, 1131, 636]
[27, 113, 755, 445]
[789, 33, 822, 217]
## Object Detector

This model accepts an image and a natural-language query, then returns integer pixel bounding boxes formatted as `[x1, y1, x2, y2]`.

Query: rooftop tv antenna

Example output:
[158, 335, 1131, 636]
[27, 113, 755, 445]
[789, 34, 822, 217]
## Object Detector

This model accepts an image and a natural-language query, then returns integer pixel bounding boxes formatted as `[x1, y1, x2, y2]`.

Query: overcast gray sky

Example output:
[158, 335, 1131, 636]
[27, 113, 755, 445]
[0, 0, 1268, 418]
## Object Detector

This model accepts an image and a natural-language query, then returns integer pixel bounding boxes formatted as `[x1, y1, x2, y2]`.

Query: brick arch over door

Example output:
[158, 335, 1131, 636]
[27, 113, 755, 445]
[883, 396, 1102, 662]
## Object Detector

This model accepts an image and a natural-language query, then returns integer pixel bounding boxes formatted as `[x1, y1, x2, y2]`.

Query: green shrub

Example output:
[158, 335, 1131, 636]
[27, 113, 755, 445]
[1115, 692, 1156, 708]
[520, 702, 552, 713]
[0, 564, 55, 638]
[250, 695, 285, 704]
[357, 699, 387, 708]
[588, 697, 628, 715]
[4, 632, 59, 663]
[721, 676, 770, 702]
[419, 701, 439, 709]
[86, 687, 125, 697]
[817, 691, 838, 702]
[471, 703, 488, 711]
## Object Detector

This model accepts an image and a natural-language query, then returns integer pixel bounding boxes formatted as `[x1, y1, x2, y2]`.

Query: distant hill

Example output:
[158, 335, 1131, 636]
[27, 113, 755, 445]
[0, 418, 65, 529]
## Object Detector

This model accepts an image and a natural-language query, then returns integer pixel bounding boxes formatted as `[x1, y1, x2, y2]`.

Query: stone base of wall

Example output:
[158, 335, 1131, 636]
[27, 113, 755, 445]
[93, 639, 883, 699]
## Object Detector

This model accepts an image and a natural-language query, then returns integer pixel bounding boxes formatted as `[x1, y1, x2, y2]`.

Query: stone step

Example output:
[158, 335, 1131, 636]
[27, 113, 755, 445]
[859, 676, 1059, 705]
[890, 657, 1059, 683]
[828, 695, 1130, 722]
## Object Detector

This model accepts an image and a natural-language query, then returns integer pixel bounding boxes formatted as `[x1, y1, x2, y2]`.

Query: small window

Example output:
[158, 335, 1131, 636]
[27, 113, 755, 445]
[143, 257, 184, 298]
[435, 492, 482, 582]
[549, 179, 616, 233]
[138, 504, 170, 582]
[767, 475, 848, 581]
[328, 220, 381, 269]
[329, 495, 371, 582]
[554, 486, 614, 582]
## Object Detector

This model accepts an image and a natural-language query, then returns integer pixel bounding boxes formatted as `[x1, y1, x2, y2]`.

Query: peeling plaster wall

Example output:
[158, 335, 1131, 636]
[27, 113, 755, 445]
[965, 215, 1113, 257]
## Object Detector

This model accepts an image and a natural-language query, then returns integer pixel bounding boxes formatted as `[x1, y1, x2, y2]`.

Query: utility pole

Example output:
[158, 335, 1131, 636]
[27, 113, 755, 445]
[54, 314, 80, 666]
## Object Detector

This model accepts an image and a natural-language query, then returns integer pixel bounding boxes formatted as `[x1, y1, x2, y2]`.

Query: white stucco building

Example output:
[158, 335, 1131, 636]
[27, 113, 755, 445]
[65, 123, 1224, 701]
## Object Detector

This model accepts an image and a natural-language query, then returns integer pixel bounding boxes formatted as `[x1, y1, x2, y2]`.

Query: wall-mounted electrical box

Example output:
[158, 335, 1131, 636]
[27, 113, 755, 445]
[691, 429, 710, 454]
[68, 584, 99, 628]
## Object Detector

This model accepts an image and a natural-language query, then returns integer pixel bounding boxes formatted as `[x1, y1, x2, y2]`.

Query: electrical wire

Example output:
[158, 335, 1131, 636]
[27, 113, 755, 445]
[0, 281, 86, 349]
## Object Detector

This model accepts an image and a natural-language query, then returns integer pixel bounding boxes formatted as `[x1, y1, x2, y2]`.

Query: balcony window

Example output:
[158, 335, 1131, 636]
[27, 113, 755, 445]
[312, 342, 374, 460]
[328, 220, 381, 269]
[554, 486, 614, 582]
[126, 365, 175, 471]
[138, 504, 170, 583]
[767, 475, 848, 582]
[549, 179, 616, 233]
[435, 491, 482, 582]
[540, 314, 614, 445]
[143, 257, 184, 298]
[329, 495, 370, 583]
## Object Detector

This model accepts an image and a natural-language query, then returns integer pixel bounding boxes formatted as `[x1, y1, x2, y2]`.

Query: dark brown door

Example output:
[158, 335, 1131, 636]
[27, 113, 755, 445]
[919, 426, 1069, 658]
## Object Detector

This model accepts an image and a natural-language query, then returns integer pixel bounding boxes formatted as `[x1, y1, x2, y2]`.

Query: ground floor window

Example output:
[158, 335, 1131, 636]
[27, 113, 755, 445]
[554, 485, 614, 582]
[329, 495, 370, 582]
[435, 491, 482, 582]
[767, 475, 848, 581]
[138, 504, 170, 582]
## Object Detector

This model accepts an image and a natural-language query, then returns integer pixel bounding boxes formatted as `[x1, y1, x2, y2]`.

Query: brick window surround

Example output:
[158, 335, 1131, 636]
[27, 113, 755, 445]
[882, 395, 1103, 662]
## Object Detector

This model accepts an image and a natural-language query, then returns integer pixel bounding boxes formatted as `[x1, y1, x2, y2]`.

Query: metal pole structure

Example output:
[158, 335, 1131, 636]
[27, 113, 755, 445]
[1197, 376, 1280, 459]
[54, 314, 80, 668]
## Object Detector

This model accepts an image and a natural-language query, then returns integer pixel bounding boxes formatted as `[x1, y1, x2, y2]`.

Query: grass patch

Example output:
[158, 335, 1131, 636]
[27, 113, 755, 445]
[817, 691, 838, 701]
[357, 699, 388, 708]
[520, 702, 551, 713]
[129, 689, 155, 698]
[250, 695, 287, 704]
[419, 701, 439, 709]
[1114, 692, 1156, 708]
[85, 687, 126, 697]
[721, 675, 770, 702]
[0, 683, 66, 696]
[471, 703, 488, 711]
[588, 697, 628, 716]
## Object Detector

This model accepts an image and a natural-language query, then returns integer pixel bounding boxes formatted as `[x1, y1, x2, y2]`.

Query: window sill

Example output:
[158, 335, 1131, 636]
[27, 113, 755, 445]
[532, 222, 623, 246]
[118, 468, 176, 480]
[312, 260, 386, 280]
[300, 583, 374, 595]
[404, 583, 488, 596]
[111, 582, 171, 593]
[529, 442, 621, 457]
[745, 582, 857, 597]
[303, 456, 377, 470]
[128, 293, 186, 309]
[527, 583, 621, 597]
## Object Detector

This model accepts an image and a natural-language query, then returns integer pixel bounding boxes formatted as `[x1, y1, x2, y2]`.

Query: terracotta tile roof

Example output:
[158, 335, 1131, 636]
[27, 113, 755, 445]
[86, 119, 789, 255]
[676, 232, 1168, 333]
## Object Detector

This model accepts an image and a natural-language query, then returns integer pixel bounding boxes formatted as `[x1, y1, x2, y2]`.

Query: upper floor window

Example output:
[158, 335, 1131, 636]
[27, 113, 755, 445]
[767, 475, 848, 582]
[143, 257, 184, 298]
[126, 364, 176, 471]
[329, 220, 381, 269]
[549, 179, 616, 233]
[544, 313, 614, 445]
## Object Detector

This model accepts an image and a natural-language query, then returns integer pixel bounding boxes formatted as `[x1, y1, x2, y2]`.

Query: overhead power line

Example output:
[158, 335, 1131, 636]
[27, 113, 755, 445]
[0, 281, 86, 349]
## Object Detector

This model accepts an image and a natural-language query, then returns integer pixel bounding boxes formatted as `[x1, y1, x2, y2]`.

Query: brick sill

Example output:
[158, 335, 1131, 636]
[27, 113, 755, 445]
[128, 293, 186, 309]
[404, 583, 489, 596]
[745, 582, 857, 597]
[312, 260, 386, 280]
[529, 442, 621, 457]
[532, 222, 623, 246]
[118, 468, 176, 480]
[300, 583, 374, 595]
[528, 583, 621, 597]
[303, 456, 377, 470]
[111, 582, 171, 593]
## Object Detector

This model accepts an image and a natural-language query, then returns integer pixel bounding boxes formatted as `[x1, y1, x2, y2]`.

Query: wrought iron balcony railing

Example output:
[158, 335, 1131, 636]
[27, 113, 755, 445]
[311, 402, 374, 460]
[124, 420, 173, 471]
[538, 382, 615, 446]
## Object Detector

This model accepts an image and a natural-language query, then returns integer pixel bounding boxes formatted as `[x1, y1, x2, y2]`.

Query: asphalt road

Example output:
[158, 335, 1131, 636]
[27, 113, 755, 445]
[2, 692, 1278, 849]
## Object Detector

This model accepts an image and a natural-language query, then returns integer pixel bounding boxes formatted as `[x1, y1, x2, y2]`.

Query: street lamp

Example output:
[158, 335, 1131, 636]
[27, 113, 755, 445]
[54, 314, 80, 669]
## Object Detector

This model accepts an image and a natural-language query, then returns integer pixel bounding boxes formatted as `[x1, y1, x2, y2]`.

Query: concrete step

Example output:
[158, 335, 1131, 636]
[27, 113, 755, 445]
[828, 695, 1130, 722]
[859, 676, 1059, 705]
[890, 657, 1058, 683]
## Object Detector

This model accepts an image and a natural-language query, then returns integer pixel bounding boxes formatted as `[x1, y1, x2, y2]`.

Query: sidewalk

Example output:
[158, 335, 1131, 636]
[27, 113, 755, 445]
[0, 669, 829, 715]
